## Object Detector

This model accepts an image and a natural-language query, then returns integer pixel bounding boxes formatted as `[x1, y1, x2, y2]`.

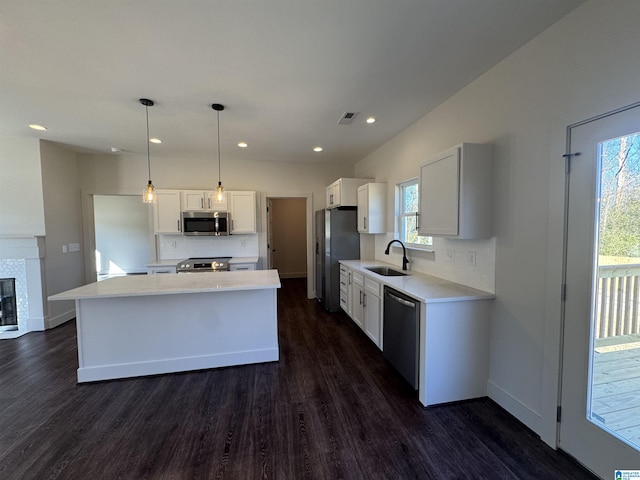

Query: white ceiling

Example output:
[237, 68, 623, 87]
[0, 0, 584, 165]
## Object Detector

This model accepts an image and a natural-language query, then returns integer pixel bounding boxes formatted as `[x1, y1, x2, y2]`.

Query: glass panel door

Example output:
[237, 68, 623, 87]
[561, 105, 640, 477]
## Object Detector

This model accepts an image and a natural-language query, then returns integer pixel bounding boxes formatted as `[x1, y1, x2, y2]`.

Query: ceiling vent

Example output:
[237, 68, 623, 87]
[338, 112, 359, 125]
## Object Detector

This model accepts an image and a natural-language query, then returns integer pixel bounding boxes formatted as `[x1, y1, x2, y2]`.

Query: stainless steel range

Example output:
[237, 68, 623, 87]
[176, 257, 231, 273]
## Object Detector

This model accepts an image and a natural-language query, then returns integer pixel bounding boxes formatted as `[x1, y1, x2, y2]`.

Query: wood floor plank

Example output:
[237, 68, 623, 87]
[0, 278, 597, 479]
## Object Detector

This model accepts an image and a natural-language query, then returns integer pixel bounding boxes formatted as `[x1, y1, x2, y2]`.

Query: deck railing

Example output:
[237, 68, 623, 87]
[596, 264, 640, 339]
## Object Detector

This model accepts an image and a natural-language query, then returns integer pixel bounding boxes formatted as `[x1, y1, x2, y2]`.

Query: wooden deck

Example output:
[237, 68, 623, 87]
[591, 336, 640, 448]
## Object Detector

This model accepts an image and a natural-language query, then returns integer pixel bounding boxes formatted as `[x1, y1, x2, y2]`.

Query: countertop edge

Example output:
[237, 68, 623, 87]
[49, 270, 281, 301]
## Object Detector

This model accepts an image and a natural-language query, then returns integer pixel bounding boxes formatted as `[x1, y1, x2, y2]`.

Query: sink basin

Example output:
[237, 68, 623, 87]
[365, 266, 408, 277]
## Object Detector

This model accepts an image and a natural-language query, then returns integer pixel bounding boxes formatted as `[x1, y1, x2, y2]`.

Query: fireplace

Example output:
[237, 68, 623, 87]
[0, 278, 17, 331]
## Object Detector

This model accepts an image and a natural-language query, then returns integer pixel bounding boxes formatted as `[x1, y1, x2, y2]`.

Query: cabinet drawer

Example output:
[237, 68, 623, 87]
[353, 271, 364, 285]
[365, 278, 381, 297]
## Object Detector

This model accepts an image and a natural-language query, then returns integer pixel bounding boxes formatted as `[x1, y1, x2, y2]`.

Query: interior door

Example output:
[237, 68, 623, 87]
[561, 104, 640, 477]
[267, 198, 274, 269]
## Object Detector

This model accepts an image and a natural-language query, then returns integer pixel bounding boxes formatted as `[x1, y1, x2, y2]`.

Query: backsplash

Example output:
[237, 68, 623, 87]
[157, 234, 260, 260]
[372, 233, 496, 293]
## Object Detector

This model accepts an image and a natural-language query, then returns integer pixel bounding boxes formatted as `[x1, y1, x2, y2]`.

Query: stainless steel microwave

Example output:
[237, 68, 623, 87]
[181, 211, 230, 236]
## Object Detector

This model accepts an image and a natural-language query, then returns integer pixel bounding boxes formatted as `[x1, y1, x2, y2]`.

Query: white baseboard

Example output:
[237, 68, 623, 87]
[45, 309, 75, 330]
[487, 380, 542, 434]
[278, 272, 307, 279]
[77, 348, 280, 383]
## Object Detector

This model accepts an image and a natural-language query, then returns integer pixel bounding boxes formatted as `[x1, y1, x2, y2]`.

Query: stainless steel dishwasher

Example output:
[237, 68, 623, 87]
[383, 286, 420, 389]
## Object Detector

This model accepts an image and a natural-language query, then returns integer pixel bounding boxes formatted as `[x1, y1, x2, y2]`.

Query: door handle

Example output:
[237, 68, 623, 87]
[387, 292, 416, 308]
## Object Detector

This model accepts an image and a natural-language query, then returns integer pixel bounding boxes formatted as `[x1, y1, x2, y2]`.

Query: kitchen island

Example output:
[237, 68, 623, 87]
[49, 270, 281, 383]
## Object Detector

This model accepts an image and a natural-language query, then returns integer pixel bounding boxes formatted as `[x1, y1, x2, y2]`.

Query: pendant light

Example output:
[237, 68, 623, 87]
[140, 98, 156, 204]
[212, 103, 225, 202]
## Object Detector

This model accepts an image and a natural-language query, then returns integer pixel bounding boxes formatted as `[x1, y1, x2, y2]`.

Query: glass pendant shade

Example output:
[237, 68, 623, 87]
[143, 181, 156, 204]
[216, 182, 224, 202]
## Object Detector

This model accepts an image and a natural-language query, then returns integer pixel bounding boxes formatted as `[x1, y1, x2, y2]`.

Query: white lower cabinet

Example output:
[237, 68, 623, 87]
[343, 268, 382, 349]
[229, 263, 256, 271]
[339, 265, 349, 312]
[363, 277, 382, 347]
[147, 266, 177, 274]
[351, 271, 364, 329]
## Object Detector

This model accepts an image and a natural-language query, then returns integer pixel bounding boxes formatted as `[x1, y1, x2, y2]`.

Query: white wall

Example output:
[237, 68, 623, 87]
[78, 152, 354, 269]
[40, 141, 84, 328]
[0, 137, 45, 236]
[94, 195, 152, 275]
[355, 0, 640, 446]
[77, 152, 353, 214]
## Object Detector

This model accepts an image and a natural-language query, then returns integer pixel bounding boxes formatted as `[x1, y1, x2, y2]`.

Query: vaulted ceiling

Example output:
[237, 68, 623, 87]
[0, 0, 584, 164]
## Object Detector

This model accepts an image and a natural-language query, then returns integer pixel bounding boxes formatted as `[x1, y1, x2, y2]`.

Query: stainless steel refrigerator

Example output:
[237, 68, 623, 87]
[315, 208, 360, 312]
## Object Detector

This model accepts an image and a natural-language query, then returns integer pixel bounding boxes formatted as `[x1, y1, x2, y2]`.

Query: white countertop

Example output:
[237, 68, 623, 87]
[339, 260, 494, 303]
[146, 257, 259, 268]
[49, 269, 281, 301]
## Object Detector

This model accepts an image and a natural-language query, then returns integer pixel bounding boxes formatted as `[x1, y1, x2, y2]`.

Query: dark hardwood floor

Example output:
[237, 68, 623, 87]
[0, 278, 596, 479]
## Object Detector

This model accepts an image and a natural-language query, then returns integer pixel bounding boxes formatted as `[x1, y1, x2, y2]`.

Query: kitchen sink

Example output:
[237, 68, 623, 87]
[365, 266, 408, 277]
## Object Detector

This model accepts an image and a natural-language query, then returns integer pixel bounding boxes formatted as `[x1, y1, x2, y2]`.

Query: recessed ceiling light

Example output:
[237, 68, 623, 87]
[366, 117, 376, 124]
[237, 142, 248, 148]
[149, 138, 162, 144]
[110, 147, 121, 153]
[29, 124, 47, 131]
[313, 146, 323, 152]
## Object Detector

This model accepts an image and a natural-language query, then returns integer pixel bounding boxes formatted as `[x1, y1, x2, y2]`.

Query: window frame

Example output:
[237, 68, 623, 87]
[398, 178, 433, 249]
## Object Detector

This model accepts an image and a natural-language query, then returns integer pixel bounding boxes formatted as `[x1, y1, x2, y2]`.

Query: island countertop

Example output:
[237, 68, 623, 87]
[49, 269, 281, 301]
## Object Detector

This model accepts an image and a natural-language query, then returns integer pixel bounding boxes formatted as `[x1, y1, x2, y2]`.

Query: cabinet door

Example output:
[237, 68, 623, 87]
[357, 185, 368, 232]
[154, 190, 182, 234]
[346, 268, 354, 317]
[419, 146, 460, 236]
[364, 278, 382, 348]
[206, 191, 227, 211]
[229, 263, 256, 271]
[326, 182, 337, 208]
[229, 191, 257, 234]
[182, 191, 205, 211]
[352, 272, 364, 328]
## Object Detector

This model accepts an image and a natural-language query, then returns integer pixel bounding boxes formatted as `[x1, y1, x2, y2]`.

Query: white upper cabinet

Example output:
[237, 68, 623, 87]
[418, 143, 493, 239]
[357, 183, 386, 234]
[229, 191, 257, 234]
[181, 190, 228, 211]
[154, 190, 182, 234]
[326, 178, 372, 208]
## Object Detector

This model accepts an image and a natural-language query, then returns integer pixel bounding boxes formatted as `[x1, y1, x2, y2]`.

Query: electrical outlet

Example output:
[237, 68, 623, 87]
[467, 250, 476, 267]
[444, 249, 455, 263]
[62, 245, 68, 254]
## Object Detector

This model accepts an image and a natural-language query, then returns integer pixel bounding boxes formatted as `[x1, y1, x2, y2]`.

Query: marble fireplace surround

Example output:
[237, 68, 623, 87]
[0, 237, 46, 339]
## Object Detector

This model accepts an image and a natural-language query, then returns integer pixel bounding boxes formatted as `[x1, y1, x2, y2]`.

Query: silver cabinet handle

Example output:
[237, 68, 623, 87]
[363, 292, 366, 307]
[177, 219, 181, 232]
[387, 291, 416, 308]
[359, 290, 363, 305]
[364, 216, 367, 230]
[208, 198, 211, 209]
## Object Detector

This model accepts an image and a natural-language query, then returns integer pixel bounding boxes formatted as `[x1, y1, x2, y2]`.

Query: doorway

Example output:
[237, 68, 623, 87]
[560, 103, 640, 476]
[261, 193, 313, 298]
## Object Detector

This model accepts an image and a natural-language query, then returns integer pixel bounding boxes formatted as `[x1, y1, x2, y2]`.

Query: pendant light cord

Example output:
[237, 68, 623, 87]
[145, 104, 152, 183]
[217, 109, 221, 184]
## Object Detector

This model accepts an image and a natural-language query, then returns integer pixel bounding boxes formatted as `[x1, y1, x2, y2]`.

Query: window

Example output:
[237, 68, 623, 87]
[399, 179, 432, 247]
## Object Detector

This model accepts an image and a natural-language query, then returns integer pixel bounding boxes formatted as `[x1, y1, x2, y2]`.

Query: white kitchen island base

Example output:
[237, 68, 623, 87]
[50, 270, 280, 383]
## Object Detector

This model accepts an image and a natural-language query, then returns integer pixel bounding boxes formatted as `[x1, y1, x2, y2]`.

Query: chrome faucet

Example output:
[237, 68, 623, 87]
[384, 240, 409, 270]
